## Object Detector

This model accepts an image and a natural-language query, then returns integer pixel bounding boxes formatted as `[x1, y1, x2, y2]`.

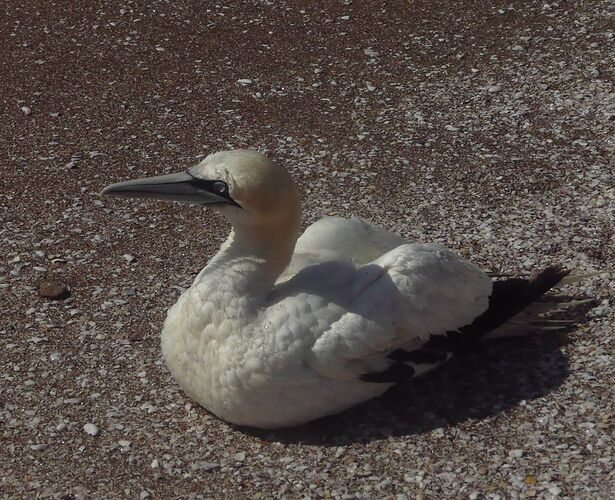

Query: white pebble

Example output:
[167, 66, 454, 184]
[548, 484, 562, 495]
[30, 443, 48, 451]
[83, 423, 99, 436]
[509, 449, 523, 458]
[237, 79, 252, 85]
[122, 254, 136, 263]
[21, 106, 32, 115]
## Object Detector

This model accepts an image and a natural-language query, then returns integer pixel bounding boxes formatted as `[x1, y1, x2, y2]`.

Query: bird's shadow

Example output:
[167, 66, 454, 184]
[242, 300, 593, 445]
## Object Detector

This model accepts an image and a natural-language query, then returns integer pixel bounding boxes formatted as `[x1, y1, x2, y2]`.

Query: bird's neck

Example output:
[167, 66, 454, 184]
[201, 222, 299, 298]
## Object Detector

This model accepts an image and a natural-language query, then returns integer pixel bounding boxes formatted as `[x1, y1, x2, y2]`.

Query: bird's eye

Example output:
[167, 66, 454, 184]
[212, 181, 228, 194]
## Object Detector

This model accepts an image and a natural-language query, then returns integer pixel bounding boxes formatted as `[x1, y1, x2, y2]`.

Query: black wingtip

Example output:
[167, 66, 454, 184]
[456, 264, 572, 342]
[527, 265, 571, 294]
[360, 362, 416, 383]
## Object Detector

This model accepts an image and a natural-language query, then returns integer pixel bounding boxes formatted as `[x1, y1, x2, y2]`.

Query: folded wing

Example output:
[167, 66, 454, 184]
[278, 216, 408, 282]
[304, 243, 493, 380]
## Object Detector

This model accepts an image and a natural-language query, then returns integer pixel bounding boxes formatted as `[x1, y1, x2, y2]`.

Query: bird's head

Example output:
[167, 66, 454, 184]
[100, 150, 301, 231]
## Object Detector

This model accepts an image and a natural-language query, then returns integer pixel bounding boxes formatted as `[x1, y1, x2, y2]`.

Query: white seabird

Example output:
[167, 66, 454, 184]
[101, 149, 577, 429]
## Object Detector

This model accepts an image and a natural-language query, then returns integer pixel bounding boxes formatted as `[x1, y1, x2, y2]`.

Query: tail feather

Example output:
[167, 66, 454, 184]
[530, 319, 577, 325]
[455, 265, 572, 343]
[560, 271, 602, 285]
[487, 270, 601, 284]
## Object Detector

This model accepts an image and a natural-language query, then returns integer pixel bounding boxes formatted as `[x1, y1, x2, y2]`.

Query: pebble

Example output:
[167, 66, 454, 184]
[30, 444, 48, 451]
[21, 106, 32, 115]
[487, 85, 502, 93]
[128, 330, 144, 342]
[233, 451, 246, 461]
[83, 423, 99, 436]
[237, 79, 252, 85]
[548, 484, 563, 495]
[38, 281, 70, 300]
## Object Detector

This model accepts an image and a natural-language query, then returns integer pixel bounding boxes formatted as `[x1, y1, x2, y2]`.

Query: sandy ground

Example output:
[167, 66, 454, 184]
[1, 1, 613, 498]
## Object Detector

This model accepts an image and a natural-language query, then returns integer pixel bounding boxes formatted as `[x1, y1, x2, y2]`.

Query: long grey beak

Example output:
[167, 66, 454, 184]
[100, 171, 235, 205]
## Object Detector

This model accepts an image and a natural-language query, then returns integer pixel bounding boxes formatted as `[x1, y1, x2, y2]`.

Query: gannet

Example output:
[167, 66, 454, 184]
[101, 149, 577, 429]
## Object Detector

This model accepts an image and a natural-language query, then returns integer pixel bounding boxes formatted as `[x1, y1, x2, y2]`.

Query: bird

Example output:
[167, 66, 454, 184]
[101, 149, 586, 429]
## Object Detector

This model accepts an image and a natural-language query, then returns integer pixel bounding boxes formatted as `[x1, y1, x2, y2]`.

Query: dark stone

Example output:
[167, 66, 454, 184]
[127, 330, 144, 342]
[39, 281, 70, 300]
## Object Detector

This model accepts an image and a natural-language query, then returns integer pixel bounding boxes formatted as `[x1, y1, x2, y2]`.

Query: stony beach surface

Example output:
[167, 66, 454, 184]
[1, 1, 613, 498]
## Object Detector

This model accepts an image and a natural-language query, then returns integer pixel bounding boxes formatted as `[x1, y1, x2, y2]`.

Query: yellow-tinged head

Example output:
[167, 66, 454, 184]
[101, 149, 302, 231]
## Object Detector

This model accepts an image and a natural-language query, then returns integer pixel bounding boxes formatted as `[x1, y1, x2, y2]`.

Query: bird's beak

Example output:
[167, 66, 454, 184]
[100, 171, 234, 205]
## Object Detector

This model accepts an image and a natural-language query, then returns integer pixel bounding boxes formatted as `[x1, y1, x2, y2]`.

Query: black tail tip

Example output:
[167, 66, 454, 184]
[529, 265, 571, 290]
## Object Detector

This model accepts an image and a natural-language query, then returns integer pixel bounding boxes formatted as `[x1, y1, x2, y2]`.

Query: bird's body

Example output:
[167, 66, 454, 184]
[102, 150, 575, 429]
[161, 223, 490, 428]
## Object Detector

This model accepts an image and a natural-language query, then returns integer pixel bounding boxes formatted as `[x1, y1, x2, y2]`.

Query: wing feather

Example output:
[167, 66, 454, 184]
[278, 216, 408, 282]
[307, 244, 492, 380]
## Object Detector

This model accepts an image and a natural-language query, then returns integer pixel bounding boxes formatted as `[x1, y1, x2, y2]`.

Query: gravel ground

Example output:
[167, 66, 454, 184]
[1, 1, 614, 498]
